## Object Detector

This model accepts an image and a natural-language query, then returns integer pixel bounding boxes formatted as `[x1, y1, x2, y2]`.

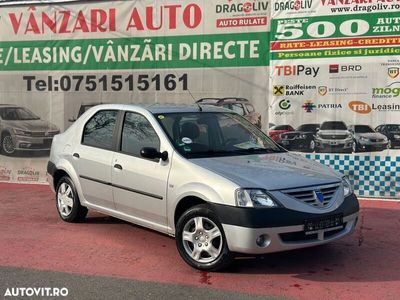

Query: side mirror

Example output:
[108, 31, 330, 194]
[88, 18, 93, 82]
[68, 118, 77, 123]
[140, 147, 168, 161]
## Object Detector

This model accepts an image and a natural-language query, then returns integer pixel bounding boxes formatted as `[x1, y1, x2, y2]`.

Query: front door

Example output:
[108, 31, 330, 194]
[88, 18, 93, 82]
[112, 111, 170, 230]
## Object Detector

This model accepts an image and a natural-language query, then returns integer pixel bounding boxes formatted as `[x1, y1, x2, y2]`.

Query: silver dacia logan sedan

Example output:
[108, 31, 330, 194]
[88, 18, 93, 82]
[47, 104, 359, 271]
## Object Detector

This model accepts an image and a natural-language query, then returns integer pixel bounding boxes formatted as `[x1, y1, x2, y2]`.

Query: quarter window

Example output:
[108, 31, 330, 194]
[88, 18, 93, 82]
[82, 110, 118, 150]
[121, 112, 160, 157]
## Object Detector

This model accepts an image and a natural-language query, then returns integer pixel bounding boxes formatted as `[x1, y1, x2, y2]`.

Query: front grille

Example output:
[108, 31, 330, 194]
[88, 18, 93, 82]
[30, 132, 46, 137]
[320, 134, 348, 140]
[370, 138, 384, 142]
[282, 133, 298, 139]
[282, 183, 340, 208]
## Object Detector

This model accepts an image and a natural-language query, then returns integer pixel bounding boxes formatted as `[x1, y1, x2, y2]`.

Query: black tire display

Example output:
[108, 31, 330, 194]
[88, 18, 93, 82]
[175, 204, 233, 271]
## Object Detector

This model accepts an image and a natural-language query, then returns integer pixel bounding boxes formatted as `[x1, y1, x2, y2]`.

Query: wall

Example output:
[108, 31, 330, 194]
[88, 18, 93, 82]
[0, 0, 399, 198]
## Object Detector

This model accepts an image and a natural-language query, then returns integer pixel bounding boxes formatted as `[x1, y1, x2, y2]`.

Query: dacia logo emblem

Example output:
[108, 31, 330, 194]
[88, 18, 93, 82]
[314, 190, 325, 204]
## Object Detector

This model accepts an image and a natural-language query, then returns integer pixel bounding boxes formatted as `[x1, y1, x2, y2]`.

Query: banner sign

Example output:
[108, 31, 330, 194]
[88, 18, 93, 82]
[0, 0, 399, 199]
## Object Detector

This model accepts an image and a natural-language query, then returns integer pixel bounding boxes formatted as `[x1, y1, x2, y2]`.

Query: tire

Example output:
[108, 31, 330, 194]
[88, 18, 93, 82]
[1, 132, 16, 156]
[352, 142, 358, 153]
[55, 176, 88, 223]
[304, 139, 315, 153]
[175, 204, 233, 271]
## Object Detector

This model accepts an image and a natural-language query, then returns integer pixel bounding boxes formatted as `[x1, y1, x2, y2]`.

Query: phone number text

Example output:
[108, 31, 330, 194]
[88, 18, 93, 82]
[23, 74, 188, 92]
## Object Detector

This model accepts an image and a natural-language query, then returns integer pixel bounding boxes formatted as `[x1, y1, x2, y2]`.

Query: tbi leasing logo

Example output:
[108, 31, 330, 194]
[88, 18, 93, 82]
[348, 101, 372, 114]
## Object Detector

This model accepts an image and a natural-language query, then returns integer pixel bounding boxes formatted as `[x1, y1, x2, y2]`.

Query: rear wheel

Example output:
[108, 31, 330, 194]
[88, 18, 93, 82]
[176, 204, 233, 271]
[56, 176, 88, 222]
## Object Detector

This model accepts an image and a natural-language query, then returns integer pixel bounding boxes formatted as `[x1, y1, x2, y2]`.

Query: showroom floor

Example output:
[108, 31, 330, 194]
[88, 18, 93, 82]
[0, 183, 399, 300]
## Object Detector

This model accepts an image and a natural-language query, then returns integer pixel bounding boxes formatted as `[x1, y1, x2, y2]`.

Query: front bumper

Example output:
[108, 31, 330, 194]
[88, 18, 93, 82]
[13, 134, 54, 151]
[211, 194, 359, 254]
[357, 141, 388, 151]
[316, 138, 353, 151]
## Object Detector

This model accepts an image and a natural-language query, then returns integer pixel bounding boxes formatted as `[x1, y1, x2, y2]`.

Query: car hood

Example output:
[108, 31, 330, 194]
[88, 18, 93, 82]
[355, 132, 386, 139]
[191, 152, 341, 191]
[3, 119, 59, 131]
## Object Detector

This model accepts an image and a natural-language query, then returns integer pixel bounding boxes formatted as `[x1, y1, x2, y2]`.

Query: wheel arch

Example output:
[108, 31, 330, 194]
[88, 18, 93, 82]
[174, 196, 208, 226]
[51, 159, 86, 205]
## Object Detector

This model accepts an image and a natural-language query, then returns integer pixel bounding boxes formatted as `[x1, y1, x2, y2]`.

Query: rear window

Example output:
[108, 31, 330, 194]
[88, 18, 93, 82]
[82, 110, 118, 150]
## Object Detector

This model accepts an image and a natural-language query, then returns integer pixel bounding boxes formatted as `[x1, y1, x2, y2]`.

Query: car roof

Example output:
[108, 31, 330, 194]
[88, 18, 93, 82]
[196, 97, 249, 104]
[91, 103, 230, 114]
[0, 104, 18, 108]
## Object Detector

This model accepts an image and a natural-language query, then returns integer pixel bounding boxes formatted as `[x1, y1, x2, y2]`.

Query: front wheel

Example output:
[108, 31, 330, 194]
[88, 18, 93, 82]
[175, 204, 233, 271]
[56, 176, 88, 222]
[1, 133, 16, 156]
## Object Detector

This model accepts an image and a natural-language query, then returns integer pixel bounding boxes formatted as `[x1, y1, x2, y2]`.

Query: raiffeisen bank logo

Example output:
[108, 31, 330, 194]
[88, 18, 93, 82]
[302, 100, 316, 112]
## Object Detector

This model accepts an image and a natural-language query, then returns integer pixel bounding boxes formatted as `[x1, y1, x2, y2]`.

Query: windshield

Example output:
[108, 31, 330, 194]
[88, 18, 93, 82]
[155, 112, 284, 158]
[321, 121, 347, 130]
[0, 107, 40, 121]
[388, 125, 400, 132]
[354, 125, 374, 133]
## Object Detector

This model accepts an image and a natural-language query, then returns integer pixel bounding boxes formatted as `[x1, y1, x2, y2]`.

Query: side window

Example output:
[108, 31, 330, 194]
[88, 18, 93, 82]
[246, 104, 255, 113]
[231, 103, 245, 116]
[82, 110, 118, 150]
[121, 112, 160, 158]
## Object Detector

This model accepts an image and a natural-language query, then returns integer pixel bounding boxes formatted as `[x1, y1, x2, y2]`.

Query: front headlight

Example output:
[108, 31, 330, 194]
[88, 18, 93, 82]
[342, 177, 352, 197]
[299, 134, 307, 139]
[13, 129, 30, 136]
[394, 134, 400, 139]
[360, 136, 368, 142]
[235, 189, 278, 208]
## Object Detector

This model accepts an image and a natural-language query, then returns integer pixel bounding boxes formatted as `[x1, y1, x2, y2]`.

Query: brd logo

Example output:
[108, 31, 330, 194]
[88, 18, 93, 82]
[348, 101, 372, 114]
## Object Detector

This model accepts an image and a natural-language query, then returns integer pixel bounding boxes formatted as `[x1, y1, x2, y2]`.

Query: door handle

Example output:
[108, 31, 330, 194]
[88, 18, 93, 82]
[73, 153, 80, 159]
[114, 164, 123, 170]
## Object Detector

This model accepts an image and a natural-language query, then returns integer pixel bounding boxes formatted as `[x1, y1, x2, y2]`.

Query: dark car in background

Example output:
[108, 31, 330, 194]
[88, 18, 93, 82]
[348, 125, 388, 152]
[315, 121, 353, 153]
[196, 98, 261, 128]
[268, 125, 294, 144]
[0, 104, 59, 156]
[280, 123, 320, 152]
[375, 124, 400, 149]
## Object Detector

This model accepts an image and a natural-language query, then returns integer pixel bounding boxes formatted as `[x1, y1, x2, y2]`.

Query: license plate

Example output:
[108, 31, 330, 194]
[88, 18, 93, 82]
[304, 214, 343, 233]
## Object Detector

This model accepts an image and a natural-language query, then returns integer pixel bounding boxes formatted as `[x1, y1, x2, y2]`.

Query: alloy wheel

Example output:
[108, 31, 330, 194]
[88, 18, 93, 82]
[57, 182, 74, 217]
[2, 135, 15, 154]
[182, 216, 223, 264]
[309, 140, 315, 151]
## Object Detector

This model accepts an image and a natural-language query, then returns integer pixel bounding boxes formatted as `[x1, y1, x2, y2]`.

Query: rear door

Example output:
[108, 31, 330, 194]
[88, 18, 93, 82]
[111, 111, 171, 229]
[71, 110, 119, 210]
